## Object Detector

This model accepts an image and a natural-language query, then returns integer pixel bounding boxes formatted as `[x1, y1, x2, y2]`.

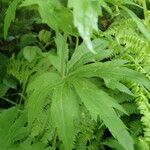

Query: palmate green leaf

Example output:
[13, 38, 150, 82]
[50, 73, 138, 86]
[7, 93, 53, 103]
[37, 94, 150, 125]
[27, 72, 62, 128]
[4, 0, 22, 39]
[47, 54, 61, 73]
[104, 78, 134, 96]
[55, 33, 69, 76]
[48, 33, 69, 76]
[71, 60, 150, 91]
[68, 0, 99, 53]
[72, 78, 134, 150]
[51, 83, 78, 150]
[72, 78, 127, 114]
[20, 0, 77, 35]
[68, 38, 110, 71]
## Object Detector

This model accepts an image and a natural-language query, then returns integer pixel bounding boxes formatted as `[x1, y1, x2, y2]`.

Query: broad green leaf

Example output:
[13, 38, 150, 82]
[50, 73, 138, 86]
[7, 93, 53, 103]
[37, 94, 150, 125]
[73, 78, 134, 150]
[27, 73, 62, 128]
[68, 0, 99, 52]
[4, 0, 22, 39]
[104, 79, 134, 96]
[51, 84, 78, 150]
[20, 0, 77, 35]
[23, 46, 42, 62]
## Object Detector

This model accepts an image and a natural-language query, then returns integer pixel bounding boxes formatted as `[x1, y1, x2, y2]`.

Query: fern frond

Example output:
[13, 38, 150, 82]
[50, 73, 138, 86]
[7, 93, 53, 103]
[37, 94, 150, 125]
[123, 54, 150, 145]
[0, 107, 27, 150]
[74, 106, 100, 150]
[121, 6, 150, 41]
[107, 12, 150, 146]
[7, 56, 32, 84]
[30, 108, 50, 138]
[135, 137, 149, 150]
[127, 75, 150, 145]
[122, 103, 139, 115]
[128, 120, 143, 136]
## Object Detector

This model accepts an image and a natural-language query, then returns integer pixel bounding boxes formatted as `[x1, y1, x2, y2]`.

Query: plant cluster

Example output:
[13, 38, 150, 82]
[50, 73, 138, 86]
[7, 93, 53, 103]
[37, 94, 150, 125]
[0, 0, 150, 150]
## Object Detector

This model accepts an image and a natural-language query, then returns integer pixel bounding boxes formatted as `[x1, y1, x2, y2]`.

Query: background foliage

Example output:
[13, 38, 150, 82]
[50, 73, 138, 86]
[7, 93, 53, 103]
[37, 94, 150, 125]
[0, 0, 150, 149]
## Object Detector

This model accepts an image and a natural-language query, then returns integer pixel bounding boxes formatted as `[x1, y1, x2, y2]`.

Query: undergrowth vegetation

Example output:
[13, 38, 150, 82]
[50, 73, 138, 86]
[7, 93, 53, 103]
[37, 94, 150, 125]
[0, 0, 150, 149]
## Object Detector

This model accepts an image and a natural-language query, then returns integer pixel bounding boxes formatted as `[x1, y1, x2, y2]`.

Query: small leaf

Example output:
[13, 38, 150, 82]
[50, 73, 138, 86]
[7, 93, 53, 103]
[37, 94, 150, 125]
[23, 46, 41, 62]
[38, 30, 51, 43]
[20, 34, 37, 48]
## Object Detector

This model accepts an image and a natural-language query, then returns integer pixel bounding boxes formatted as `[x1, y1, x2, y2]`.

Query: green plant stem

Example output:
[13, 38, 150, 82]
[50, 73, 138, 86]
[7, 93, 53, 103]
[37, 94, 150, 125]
[0, 97, 17, 105]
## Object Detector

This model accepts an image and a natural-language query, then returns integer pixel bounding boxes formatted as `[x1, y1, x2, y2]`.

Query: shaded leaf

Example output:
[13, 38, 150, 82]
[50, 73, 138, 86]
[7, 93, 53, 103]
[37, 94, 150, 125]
[4, 0, 22, 39]
[51, 84, 78, 150]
